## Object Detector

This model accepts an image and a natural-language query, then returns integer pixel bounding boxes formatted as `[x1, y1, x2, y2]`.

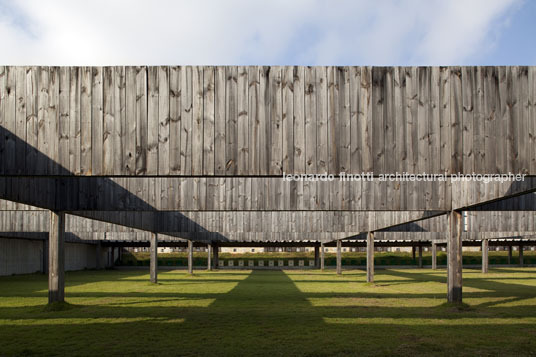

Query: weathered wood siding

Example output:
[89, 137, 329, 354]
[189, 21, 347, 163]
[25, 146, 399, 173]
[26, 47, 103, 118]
[2, 66, 534, 176]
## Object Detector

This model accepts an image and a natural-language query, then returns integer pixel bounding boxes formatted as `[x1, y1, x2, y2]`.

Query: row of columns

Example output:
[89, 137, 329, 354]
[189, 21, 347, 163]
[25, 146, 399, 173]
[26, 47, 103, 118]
[47, 209, 529, 305]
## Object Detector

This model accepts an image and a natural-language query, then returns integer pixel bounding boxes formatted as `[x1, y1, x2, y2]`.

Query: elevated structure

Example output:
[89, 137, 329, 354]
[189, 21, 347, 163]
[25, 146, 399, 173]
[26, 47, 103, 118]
[1, 66, 535, 304]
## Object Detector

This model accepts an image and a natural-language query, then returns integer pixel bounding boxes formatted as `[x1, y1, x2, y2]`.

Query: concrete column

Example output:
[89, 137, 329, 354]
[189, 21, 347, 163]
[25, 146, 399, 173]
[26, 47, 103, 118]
[418, 245, 423, 268]
[447, 210, 463, 304]
[508, 245, 512, 265]
[150, 233, 158, 283]
[519, 245, 524, 267]
[188, 240, 194, 274]
[49, 211, 65, 304]
[367, 232, 374, 283]
[207, 244, 212, 271]
[336, 240, 342, 275]
[481, 239, 488, 273]
[320, 242, 325, 271]
[213, 243, 219, 269]
[431, 242, 437, 270]
[314, 244, 320, 268]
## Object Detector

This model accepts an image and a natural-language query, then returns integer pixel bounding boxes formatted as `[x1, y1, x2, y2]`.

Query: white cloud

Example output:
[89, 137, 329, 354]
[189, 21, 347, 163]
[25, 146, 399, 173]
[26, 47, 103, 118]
[0, 0, 521, 65]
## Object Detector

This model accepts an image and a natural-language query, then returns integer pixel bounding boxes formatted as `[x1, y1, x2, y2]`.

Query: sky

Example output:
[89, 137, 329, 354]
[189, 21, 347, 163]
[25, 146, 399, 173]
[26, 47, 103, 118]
[0, 0, 534, 66]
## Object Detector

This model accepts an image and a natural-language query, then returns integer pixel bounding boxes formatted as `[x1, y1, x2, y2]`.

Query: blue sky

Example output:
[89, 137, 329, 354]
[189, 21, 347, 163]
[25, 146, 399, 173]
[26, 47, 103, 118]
[0, 0, 534, 65]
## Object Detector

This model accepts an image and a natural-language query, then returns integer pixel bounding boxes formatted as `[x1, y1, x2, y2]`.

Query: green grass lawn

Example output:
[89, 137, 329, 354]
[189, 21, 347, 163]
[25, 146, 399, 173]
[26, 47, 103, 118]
[1, 268, 536, 356]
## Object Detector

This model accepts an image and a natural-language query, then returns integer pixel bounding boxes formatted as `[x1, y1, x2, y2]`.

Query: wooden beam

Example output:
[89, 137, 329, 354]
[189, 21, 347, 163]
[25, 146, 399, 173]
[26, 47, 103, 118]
[431, 242, 437, 270]
[336, 239, 342, 275]
[188, 240, 193, 274]
[481, 239, 488, 273]
[150, 232, 158, 283]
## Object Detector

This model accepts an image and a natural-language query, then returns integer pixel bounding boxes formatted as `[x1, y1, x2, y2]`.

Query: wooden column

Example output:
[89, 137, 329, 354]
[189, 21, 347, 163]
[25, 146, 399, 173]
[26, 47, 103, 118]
[336, 240, 342, 275]
[213, 243, 219, 270]
[508, 245, 512, 265]
[314, 244, 320, 268]
[188, 240, 194, 274]
[150, 233, 158, 283]
[519, 245, 524, 267]
[207, 244, 212, 271]
[431, 242, 437, 270]
[111, 247, 115, 267]
[49, 211, 65, 304]
[481, 239, 488, 273]
[447, 210, 463, 304]
[367, 232, 374, 283]
[42, 239, 49, 274]
[320, 242, 325, 271]
[412, 246, 416, 261]
[418, 245, 423, 268]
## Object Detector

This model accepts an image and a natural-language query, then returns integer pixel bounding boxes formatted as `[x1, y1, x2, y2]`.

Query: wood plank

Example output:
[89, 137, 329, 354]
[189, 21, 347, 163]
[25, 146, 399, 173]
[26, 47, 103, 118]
[114, 66, 125, 175]
[349, 66, 360, 172]
[103, 66, 114, 175]
[462, 66, 475, 174]
[473, 67, 485, 173]
[383, 67, 395, 173]
[338, 66, 350, 173]
[360, 67, 373, 173]
[371, 67, 385, 174]
[450, 66, 463, 174]
[158, 66, 170, 175]
[80, 67, 92, 175]
[269, 66, 282, 175]
[147, 66, 159, 175]
[260, 66, 270, 175]
[282, 66, 294, 173]
[429, 67, 440, 174]
[316, 66, 328, 174]
[237, 66, 248, 175]
[439, 68, 451, 174]
[405, 67, 418, 174]
[293, 66, 306, 174]
[91, 67, 103, 175]
[4, 67, 16, 174]
[26, 67, 39, 175]
[327, 66, 339, 174]
[530, 67, 536, 173]
[305, 66, 317, 174]
[225, 66, 237, 175]
[484, 67, 498, 174]
[124, 67, 136, 175]
[169, 66, 181, 174]
[248, 66, 260, 175]
[192, 66, 203, 175]
[394, 67, 406, 173]
[68, 67, 80, 175]
[0, 66, 4, 175]
[203, 66, 215, 175]
[497, 66, 509, 173]
[518, 66, 529, 174]
[417, 67, 429, 174]
[15, 67, 27, 174]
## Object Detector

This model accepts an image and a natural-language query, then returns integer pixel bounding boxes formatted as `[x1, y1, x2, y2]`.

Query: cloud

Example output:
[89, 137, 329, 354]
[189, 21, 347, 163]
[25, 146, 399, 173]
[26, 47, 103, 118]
[0, 0, 522, 65]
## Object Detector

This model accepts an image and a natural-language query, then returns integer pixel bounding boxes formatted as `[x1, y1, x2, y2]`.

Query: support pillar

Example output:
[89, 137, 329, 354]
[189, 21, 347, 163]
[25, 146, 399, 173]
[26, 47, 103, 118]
[412, 246, 416, 261]
[188, 240, 194, 274]
[508, 245, 512, 265]
[336, 240, 342, 275]
[213, 243, 219, 269]
[49, 211, 65, 304]
[447, 210, 463, 303]
[418, 245, 423, 268]
[481, 239, 488, 273]
[367, 232, 374, 283]
[519, 245, 524, 267]
[320, 242, 325, 271]
[314, 244, 320, 268]
[207, 244, 212, 271]
[150, 233, 158, 283]
[111, 246, 115, 267]
[431, 242, 437, 270]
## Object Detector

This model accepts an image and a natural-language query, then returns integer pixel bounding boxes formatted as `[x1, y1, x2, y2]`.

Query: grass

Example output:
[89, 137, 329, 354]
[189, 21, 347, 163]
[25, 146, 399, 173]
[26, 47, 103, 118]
[1, 268, 536, 356]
